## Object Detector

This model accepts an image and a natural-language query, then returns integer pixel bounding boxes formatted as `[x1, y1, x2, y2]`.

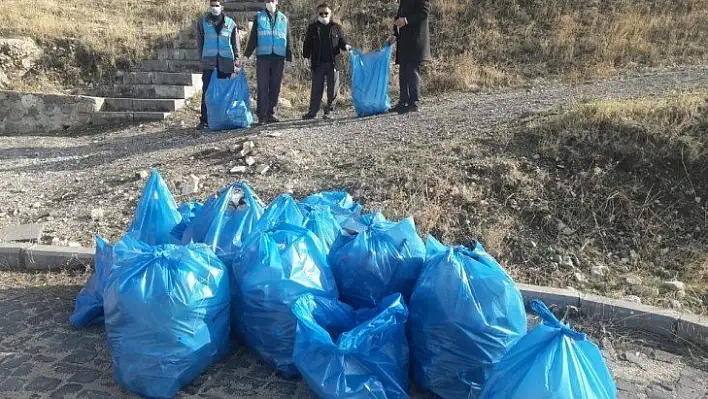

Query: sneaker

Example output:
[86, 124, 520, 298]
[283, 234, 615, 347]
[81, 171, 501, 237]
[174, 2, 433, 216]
[389, 103, 407, 113]
[302, 113, 316, 120]
[196, 121, 209, 130]
[267, 115, 281, 124]
[408, 103, 420, 113]
[322, 112, 332, 120]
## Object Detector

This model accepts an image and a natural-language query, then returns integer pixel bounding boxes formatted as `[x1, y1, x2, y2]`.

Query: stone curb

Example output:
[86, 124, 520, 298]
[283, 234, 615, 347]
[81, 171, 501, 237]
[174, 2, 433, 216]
[518, 283, 707, 349]
[0, 244, 705, 349]
[0, 243, 94, 271]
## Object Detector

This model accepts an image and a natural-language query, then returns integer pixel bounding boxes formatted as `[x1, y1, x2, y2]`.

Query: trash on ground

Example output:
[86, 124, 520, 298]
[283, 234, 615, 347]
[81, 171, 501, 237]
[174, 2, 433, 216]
[104, 237, 230, 399]
[479, 300, 616, 399]
[68, 236, 112, 328]
[409, 235, 527, 399]
[292, 293, 410, 399]
[328, 212, 425, 308]
[206, 69, 254, 130]
[232, 224, 338, 377]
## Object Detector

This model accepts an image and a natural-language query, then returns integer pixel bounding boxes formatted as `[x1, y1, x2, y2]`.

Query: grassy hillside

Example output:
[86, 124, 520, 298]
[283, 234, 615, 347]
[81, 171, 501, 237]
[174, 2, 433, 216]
[0, 0, 706, 94]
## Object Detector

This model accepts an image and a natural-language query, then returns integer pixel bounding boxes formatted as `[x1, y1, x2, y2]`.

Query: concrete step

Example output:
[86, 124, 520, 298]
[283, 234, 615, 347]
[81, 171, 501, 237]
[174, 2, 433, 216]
[157, 48, 201, 61]
[138, 59, 203, 73]
[91, 112, 170, 125]
[173, 38, 198, 50]
[114, 84, 198, 99]
[102, 98, 186, 112]
[120, 72, 201, 86]
[225, 2, 262, 12]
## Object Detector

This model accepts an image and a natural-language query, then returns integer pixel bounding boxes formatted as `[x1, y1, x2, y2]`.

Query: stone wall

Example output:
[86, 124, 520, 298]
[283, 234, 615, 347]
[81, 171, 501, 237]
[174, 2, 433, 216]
[0, 90, 104, 134]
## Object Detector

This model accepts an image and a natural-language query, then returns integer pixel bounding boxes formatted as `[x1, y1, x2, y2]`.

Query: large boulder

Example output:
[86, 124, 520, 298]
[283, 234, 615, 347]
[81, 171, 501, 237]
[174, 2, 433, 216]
[0, 37, 42, 89]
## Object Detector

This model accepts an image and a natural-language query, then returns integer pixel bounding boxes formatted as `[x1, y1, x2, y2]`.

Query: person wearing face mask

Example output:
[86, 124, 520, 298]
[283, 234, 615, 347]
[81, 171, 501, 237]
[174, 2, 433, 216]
[195, 0, 241, 129]
[243, 0, 293, 125]
[387, 0, 430, 114]
[301, 3, 352, 120]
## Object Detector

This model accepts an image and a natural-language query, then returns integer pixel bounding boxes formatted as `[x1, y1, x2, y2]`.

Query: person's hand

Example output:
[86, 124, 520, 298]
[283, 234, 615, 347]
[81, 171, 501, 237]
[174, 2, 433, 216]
[345, 44, 352, 52]
[303, 58, 311, 69]
[386, 35, 397, 45]
[394, 17, 407, 28]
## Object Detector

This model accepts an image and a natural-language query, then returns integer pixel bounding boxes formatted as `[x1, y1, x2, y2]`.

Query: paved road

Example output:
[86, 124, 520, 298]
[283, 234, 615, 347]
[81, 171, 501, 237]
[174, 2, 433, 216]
[0, 283, 705, 398]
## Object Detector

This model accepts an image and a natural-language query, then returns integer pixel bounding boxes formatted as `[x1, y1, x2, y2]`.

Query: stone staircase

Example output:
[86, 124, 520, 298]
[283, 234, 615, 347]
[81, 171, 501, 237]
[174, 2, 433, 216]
[92, 1, 261, 125]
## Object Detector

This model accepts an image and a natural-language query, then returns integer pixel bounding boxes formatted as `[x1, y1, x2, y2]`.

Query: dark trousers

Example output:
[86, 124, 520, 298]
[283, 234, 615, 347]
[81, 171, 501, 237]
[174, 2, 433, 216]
[308, 62, 340, 115]
[201, 69, 230, 124]
[256, 58, 285, 120]
[399, 61, 421, 105]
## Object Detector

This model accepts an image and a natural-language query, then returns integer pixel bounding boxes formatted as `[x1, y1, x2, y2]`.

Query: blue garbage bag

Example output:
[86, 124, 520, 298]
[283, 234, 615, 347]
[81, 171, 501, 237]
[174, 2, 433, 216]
[68, 236, 112, 328]
[409, 236, 527, 399]
[126, 169, 181, 245]
[104, 237, 230, 399]
[303, 207, 341, 253]
[350, 45, 392, 117]
[328, 212, 425, 308]
[253, 194, 304, 232]
[171, 201, 204, 242]
[479, 300, 616, 399]
[206, 68, 254, 130]
[292, 293, 410, 399]
[182, 183, 264, 263]
[232, 224, 338, 377]
[299, 191, 363, 226]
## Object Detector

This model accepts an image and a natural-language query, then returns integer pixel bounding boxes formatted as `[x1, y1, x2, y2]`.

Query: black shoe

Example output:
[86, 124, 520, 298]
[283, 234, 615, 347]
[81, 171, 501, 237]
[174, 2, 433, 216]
[408, 103, 420, 113]
[389, 103, 408, 113]
[302, 113, 316, 120]
[197, 121, 209, 130]
[322, 112, 332, 120]
[267, 115, 281, 123]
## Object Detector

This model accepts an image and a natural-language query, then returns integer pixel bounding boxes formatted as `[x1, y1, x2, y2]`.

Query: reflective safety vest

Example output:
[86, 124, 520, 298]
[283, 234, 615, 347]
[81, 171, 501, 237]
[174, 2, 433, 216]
[202, 15, 236, 71]
[255, 10, 287, 57]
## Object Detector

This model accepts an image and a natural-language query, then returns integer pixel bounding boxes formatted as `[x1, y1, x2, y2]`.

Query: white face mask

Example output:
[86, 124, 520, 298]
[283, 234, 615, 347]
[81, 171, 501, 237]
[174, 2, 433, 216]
[318, 16, 330, 25]
[265, 2, 277, 12]
[210, 6, 222, 16]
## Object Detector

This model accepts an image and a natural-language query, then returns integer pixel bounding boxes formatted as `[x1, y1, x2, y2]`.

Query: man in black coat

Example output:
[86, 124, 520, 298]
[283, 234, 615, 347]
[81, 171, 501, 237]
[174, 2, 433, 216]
[388, 0, 430, 113]
[302, 3, 351, 120]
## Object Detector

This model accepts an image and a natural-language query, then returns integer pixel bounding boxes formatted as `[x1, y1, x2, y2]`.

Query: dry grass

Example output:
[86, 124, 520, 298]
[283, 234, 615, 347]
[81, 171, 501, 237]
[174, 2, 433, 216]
[2, 0, 707, 94]
[0, 0, 203, 92]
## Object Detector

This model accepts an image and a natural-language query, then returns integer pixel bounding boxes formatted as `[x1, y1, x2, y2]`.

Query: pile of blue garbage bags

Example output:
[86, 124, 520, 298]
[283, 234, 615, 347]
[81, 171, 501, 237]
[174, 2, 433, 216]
[70, 169, 617, 399]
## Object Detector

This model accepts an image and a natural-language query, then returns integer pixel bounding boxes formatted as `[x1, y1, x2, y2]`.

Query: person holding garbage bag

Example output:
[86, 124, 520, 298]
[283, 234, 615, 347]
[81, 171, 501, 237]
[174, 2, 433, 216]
[243, 0, 293, 125]
[387, 0, 430, 114]
[302, 3, 352, 120]
[196, 0, 241, 129]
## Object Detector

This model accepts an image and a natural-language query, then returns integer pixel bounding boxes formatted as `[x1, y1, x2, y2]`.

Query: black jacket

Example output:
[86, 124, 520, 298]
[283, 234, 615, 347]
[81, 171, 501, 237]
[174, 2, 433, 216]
[393, 0, 431, 64]
[303, 21, 349, 70]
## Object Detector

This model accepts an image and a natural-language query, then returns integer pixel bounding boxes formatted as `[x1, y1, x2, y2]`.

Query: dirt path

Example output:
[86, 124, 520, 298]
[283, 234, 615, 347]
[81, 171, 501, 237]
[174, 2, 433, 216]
[1, 67, 705, 245]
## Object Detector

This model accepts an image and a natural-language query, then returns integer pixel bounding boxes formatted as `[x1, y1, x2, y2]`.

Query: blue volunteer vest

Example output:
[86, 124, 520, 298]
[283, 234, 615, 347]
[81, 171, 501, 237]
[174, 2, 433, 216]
[255, 10, 287, 57]
[202, 15, 236, 63]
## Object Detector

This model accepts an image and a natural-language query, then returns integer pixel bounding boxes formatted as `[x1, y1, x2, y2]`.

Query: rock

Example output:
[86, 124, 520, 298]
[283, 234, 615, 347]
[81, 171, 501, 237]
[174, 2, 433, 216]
[625, 275, 642, 286]
[229, 165, 247, 174]
[68, 241, 82, 248]
[90, 208, 104, 221]
[182, 174, 200, 195]
[574, 272, 588, 283]
[561, 256, 575, 269]
[621, 295, 642, 304]
[135, 170, 149, 180]
[676, 289, 687, 299]
[592, 167, 603, 175]
[278, 97, 292, 108]
[267, 132, 282, 138]
[0, 38, 42, 88]
[668, 299, 682, 310]
[31, 202, 41, 209]
[629, 285, 659, 297]
[600, 337, 618, 361]
[256, 164, 270, 175]
[591, 264, 609, 277]
[629, 250, 639, 259]
[662, 280, 685, 292]
[621, 351, 644, 367]
[245, 156, 256, 166]
[695, 197, 702, 204]
[660, 248, 670, 256]
[51, 237, 61, 246]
